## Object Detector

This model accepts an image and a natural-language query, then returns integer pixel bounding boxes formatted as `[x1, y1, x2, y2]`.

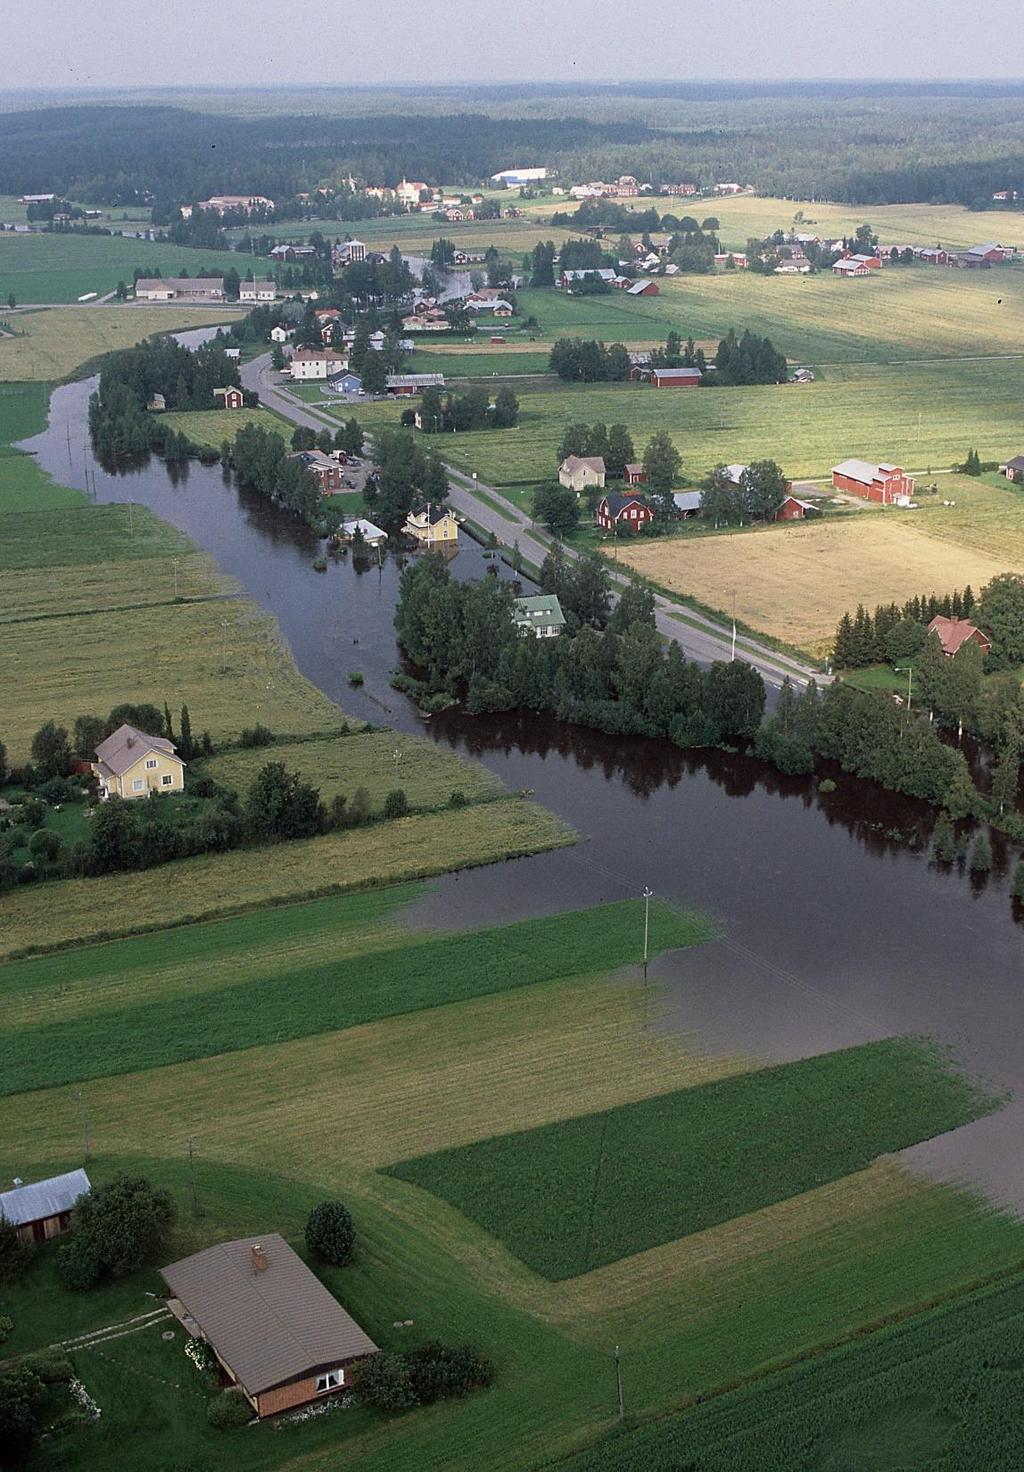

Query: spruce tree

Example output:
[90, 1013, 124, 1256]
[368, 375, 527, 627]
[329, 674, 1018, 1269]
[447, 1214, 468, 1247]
[969, 831, 993, 872]
[832, 612, 855, 668]
[179, 704, 193, 761]
[930, 813, 957, 863]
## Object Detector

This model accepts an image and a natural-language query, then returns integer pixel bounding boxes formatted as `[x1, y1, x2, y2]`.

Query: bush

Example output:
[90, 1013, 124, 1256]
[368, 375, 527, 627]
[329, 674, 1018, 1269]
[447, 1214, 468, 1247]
[448, 789, 468, 808]
[57, 1235, 101, 1292]
[0, 1218, 34, 1285]
[0, 1316, 12, 1345]
[817, 778, 836, 795]
[28, 829, 62, 863]
[206, 1389, 253, 1428]
[21, 1349, 73, 1384]
[346, 787, 372, 827]
[405, 1341, 495, 1404]
[20, 798, 45, 829]
[305, 1200, 356, 1267]
[347, 671, 365, 687]
[238, 724, 273, 748]
[0, 1368, 45, 1466]
[382, 789, 409, 820]
[931, 814, 957, 864]
[354, 1352, 418, 1411]
[969, 832, 993, 873]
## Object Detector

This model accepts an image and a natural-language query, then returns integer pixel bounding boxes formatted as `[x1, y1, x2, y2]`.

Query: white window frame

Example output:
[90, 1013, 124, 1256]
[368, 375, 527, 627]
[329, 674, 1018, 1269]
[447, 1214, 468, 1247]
[161, 774, 174, 786]
[132, 778, 144, 792]
[315, 1368, 344, 1393]
[145, 758, 158, 769]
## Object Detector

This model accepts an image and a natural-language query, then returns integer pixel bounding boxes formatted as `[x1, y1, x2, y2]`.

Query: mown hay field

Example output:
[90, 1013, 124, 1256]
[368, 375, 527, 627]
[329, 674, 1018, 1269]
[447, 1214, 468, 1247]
[0, 304, 245, 379]
[0, 799, 572, 959]
[202, 731, 504, 811]
[0, 552, 224, 621]
[618, 515, 1020, 657]
[161, 405, 292, 447]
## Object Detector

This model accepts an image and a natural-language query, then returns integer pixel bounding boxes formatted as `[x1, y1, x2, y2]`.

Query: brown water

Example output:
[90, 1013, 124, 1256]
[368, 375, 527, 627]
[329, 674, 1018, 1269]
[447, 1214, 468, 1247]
[21, 372, 1024, 1209]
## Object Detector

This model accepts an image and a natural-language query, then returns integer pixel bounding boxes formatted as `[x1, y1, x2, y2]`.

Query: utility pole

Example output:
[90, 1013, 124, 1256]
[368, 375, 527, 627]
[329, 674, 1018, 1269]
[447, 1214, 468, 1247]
[220, 619, 229, 674]
[187, 1138, 199, 1215]
[614, 1345, 624, 1422]
[127, 498, 134, 538]
[266, 681, 274, 730]
[172, 557, 180, 601]
[642, 886, 653, 982]
[77, 1087, 91, 1162]
[731, 590, 737, 662]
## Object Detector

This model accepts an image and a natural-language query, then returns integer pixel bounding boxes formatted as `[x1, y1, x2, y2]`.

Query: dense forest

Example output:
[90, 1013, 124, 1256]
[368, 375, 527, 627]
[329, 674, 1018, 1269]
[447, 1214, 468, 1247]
[3, 85, 1024, 209]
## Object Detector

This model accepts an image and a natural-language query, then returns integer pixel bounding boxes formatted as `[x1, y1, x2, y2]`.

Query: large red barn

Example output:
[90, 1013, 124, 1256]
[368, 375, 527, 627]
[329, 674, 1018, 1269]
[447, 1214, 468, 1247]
[831, 459, 914, 504]
[649, 367, 702, 389]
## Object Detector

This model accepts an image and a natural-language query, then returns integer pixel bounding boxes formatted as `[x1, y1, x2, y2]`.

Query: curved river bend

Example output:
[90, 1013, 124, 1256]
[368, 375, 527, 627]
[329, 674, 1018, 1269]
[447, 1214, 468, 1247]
[21, 370, 1024, 1208]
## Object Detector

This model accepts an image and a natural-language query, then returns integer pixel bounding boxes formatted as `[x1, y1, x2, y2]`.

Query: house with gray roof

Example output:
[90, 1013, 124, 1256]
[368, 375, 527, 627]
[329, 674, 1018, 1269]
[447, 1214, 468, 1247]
[162, 1233, 378, 1418]
[0, 1169, 91, 1244]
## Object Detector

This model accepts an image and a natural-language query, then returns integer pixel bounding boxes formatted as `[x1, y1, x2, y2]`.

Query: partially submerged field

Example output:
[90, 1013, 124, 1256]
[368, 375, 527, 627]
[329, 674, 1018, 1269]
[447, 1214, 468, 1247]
[617, 510, 1022, 657]
[0, 305, 244, 380]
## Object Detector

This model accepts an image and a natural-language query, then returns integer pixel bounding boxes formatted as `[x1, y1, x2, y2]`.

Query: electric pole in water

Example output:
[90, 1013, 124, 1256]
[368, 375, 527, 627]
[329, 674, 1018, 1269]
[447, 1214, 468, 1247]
[642, 886, 653, 981]
[614, 1345, 624, 1422]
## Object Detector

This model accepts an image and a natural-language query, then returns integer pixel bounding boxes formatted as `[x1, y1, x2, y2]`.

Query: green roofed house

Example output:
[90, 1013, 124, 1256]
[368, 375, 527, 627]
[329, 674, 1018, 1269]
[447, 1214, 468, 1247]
[513, 594, 566, 639]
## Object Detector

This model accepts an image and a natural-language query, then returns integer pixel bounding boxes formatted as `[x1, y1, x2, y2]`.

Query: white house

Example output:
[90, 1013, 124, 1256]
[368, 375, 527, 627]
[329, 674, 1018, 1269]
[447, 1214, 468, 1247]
[290, 348, 348, 381]
[239, 279, 278, 302]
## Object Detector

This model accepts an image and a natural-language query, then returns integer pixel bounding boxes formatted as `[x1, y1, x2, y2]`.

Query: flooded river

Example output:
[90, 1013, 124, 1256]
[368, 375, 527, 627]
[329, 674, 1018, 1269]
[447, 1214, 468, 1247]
[21, 370, 1024, 1210]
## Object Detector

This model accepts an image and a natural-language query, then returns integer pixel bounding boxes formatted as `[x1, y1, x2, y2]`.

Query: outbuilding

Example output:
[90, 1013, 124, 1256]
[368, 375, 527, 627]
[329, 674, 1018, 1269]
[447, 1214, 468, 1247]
[1000, 455, 1024, 483]
[649, 367, 702, 388]
[624, 463, 647, 485]
[775, 495, 818, 521]
[0, 1169, 91, 1245]
[831, 459, 915, 504]
[213, 386, 244, 410]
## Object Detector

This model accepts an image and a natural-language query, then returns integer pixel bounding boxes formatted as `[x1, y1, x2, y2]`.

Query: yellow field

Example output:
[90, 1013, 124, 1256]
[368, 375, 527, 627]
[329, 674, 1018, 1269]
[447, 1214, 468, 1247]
[0, 305, 245, 380]
[620, 513, 1021, 656]
[0, 552, 224, 622]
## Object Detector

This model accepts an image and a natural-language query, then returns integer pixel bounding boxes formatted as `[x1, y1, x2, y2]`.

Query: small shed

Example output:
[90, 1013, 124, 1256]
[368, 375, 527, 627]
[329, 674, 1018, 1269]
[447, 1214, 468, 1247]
[1000, 455, 1024, 483]
[0, 1169, 91, 1244]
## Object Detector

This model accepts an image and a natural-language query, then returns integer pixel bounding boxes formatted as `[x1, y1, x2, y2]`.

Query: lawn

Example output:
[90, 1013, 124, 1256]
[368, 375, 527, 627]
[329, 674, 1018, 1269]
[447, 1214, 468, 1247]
[346, 357, 1024, 486]
[201, 731, 504, 811]
[0, 305, 245, 380]
[0, 899, 704, 1094]
[617, 512, 1021, 658]
[161, 404, 294, 448]
[0, 231, 271, 304]
[408, 348, 553, 378]
[0, 799, 572, 959]
[386, 1037, 993, 1279]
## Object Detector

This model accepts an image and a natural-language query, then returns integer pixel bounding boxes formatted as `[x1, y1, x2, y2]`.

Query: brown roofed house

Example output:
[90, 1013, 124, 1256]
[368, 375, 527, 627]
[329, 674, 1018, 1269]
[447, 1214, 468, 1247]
[161, 1233, 378, 1418]
[927, 615, 992, 658]
[559, 455, 606, 493]
[92, 724, 184, 800]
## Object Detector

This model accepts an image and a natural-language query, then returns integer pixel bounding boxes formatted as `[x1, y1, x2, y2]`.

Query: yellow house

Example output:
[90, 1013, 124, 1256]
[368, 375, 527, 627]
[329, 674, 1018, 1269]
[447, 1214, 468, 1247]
[403, 503, 460, 546]
[92, 723, 185, 800]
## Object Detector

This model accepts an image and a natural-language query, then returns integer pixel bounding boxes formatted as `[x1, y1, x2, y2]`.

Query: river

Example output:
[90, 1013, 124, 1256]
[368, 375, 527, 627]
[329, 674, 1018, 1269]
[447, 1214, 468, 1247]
[19, 366, 1024, 1210]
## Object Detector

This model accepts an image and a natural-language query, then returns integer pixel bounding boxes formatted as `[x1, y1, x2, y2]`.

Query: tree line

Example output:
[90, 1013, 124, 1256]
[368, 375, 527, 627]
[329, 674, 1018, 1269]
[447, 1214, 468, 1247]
[832, 587, 979, 669]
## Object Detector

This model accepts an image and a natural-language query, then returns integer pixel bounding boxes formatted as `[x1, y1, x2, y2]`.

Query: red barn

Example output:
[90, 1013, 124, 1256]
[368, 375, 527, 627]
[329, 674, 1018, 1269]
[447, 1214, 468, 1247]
[214, 386, 244, 410]
[597, 491, 655, 533]
[624, 463, 647, 485]
[649, 367, 702, 389]
[831, 459, 914, 504]
[775, 495, 816, 521]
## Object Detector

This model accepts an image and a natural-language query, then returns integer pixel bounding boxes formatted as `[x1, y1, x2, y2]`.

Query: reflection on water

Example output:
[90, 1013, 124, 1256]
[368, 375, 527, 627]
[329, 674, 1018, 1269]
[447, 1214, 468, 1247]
[19, 376, 1024, 1209]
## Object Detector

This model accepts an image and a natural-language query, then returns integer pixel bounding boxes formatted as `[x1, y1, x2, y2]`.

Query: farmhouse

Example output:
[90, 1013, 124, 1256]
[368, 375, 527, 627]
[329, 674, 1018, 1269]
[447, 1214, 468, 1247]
[213, 386, 244, 410]
[269, 243, 317, 262]
[147, 392, 166, 411]
[134, 278, 225, 302]
[404, 504, 459, 545]
[162, 1234, 377, 1419]
[832, 258, 870, 277]
[290, 349, 348, 381]
[831, 459, 915, 504]
[597, 491, 654, 533]
[339, 518, 388, 548]
[386, 373, 446, 396]
[325, 372, 363, 395]
[288, 449, 342, 492]
[195, 195, 274, 215]
[269, 325, 292, 343]
[917, 247, 948, 265]
[559, 455, 606, 493]
[0, 1169, 91, 1245]
[1000, 455, 1024, 482]
[927, 615, 992, 657]
[624, 463, 647, 485]
[649, 367, 702, 388]
[513, 594, 566, 638]
[239, 279, 278, 303]
[626, 279, 660, 296]
[92, 724, 185, 800]
[774, 257, 812, 275]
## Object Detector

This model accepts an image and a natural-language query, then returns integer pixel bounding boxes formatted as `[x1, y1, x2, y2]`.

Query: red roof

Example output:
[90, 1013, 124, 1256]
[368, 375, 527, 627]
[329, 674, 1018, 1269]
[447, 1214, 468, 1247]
[927, 615, 990, 655]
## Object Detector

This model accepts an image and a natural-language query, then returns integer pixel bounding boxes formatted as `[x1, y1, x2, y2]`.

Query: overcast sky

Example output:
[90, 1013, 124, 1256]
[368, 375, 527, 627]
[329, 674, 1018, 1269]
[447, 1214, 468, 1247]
[8, 0, 1024, 89]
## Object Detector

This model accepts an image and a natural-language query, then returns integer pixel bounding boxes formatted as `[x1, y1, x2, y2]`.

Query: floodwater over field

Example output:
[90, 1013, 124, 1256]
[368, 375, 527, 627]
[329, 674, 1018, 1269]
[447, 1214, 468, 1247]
[20, 368, 1024, 1210]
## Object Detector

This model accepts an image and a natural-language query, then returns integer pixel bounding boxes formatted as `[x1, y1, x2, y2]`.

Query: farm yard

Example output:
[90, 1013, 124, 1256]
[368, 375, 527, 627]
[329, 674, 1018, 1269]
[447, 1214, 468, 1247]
[617, 506, 1024, 657]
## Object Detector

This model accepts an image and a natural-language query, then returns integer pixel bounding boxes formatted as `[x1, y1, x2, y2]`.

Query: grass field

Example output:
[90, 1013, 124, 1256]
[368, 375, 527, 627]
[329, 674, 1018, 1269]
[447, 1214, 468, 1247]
[0, 800, 571, 959]
[387, 1038, 992, 1279]
[561, 1271, 1024, 1471]
[408, 348, 552, 378]
[345, 357, 1024, 488]
[0, 899, 702, 1094]
[617, 510, 1023, 657]
[201, 731, 505, 811]
[161, 404, 293, 447]
[0, 552, 224, 620]
[0, 231, 270, 304]
[0, 304, 245, 380]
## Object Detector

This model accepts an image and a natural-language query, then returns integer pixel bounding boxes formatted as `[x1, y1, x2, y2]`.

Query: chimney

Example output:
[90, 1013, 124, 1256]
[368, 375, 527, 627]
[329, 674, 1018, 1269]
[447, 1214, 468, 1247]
[251, 1243, 268, 1273]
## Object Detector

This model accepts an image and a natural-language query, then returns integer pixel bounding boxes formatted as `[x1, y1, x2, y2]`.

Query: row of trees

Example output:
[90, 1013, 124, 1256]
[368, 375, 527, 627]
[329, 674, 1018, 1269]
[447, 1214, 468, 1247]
[228, 423, 323, 523]
[412, 384, 519, 433]
[558, 421, 636, 479]
[700, 460, 791, 524]
[549, 338, 631, 382]
[832, 588, 978, 669]
[363, 428, 449, 527]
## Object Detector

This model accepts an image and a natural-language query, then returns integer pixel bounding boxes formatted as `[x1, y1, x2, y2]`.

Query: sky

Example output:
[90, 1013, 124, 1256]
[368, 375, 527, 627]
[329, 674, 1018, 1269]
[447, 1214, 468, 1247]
[7, 0, 1024, 89]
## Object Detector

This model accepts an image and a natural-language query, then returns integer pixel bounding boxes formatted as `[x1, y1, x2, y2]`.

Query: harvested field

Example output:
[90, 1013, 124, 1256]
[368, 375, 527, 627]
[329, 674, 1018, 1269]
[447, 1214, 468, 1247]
[0, 553, 223, 621]
[0, 305, 244, 379]
[161, 405, 292, 447]
[618, 516, 1020, 656]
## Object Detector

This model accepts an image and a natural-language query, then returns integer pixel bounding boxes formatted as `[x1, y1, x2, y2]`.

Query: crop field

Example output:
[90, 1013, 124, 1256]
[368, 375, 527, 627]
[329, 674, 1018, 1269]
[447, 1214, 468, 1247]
[0, 304, 245, 380]
[346, 358, 1024, 488]
[0, 799, 571, 959]
[0, 899, 702, 1093]
[387, 1038, 991, 1279]
[0, 231, 271, 304]
[618, 512, 1023, 657]
[202, 731, 504, 811]
[408, 348, 552, 377]
[562, 1272, 1024, 1472]
[160, 404, 293, 446]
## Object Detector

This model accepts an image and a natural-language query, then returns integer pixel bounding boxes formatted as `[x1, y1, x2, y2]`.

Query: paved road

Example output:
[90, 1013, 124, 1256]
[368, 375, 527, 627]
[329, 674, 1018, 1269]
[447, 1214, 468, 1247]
[241, 353, 825, 689]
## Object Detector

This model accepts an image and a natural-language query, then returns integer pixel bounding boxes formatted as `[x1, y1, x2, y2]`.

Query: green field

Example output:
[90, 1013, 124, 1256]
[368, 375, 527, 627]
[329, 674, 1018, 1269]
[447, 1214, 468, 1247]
[0, 305, 245, 381]
[0, 231, 271, 304]
[388, 1038, 992, 1279]
[561, 1271, 1024, 1471]
[161, 405, 293, 447]
[408, 348, 552, 378]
